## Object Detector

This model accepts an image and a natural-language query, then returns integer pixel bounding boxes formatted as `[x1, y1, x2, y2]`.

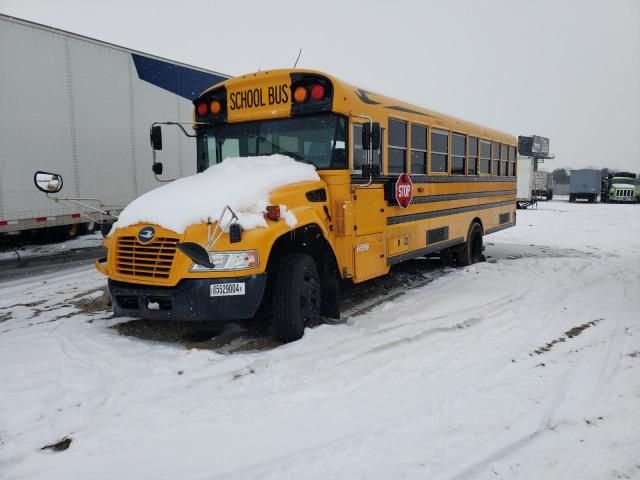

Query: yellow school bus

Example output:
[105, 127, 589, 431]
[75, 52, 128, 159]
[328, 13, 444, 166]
[97, 69, 517, 342]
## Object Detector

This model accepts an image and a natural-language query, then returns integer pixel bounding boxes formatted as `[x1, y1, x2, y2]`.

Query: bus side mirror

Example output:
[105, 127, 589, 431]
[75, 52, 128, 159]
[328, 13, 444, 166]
[177, 242, 215, 269]
[362, 164, 380, 178]
[34, 171, 63, 193]
[150, 125, 163, 150]
[152, 162, 164, 175]
[362, 123, 380, 151]
[371, 123, 380, 151]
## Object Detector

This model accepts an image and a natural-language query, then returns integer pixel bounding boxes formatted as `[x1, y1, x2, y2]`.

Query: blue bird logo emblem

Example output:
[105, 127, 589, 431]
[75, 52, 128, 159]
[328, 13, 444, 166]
[138, 226, 155, 243]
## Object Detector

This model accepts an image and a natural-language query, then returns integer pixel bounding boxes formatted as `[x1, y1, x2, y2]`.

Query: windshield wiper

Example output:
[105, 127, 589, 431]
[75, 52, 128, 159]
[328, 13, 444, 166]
[282, 151, 310, 162]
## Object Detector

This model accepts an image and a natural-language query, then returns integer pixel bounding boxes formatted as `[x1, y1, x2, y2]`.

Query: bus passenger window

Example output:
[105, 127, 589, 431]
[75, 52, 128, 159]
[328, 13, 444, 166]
[500, 143, 508, 177]
[388, 119, 407, 174]
[410, 124, 427, 175]
[468, 136, 478, 175]
[430, 129, 449, 174]
[452, 133, 466, 175]
[508, 146, 516, 176]
[480, 140, 491, 174]
[491, 141, 500, 176]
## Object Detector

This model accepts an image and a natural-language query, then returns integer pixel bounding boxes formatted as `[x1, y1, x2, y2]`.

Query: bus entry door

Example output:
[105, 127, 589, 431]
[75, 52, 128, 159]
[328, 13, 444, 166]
[352, 186, 388, 282]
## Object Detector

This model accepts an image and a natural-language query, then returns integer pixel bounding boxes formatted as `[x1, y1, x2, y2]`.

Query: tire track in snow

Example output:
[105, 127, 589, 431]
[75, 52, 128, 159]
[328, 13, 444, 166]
[195, 257, 635, 479]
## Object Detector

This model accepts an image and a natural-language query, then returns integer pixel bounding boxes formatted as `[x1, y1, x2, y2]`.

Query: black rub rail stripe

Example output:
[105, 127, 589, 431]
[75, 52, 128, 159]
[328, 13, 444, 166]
[485, 222, 514, 235]
[387, 200, 514, 226]
[351, 175, 516, 184]
[388, 237, 464, 266]
[412, 189, 516, 204]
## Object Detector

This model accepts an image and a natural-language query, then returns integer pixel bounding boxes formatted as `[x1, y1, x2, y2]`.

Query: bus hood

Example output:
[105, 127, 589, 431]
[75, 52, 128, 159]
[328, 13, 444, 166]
[111, 155, 320, 235]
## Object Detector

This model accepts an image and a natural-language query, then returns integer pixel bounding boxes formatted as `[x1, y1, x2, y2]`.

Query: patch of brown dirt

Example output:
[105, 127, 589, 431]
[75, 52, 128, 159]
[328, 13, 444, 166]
[41, 437, 72, 452]
[531, 319, 603, 356]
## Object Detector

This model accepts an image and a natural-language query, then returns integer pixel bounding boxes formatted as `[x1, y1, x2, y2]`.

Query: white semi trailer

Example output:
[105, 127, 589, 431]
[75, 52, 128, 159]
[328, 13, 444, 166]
[516, 156, 536, 209]
[0, 14, 228, 238]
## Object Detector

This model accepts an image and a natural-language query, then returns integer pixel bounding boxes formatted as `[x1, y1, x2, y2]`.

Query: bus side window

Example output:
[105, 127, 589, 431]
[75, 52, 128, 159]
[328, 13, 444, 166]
[480, 140, 491, 174]
[500, 143, 508, 176]
[508, 146, 516, 176]
[491, 141, 500, 176]
[388, 119, 407, 175]
[468, 136, 479, 175]
[410, 124, 427, 175]
[430, 129, 449, 174]
[452, 133, 466, 175]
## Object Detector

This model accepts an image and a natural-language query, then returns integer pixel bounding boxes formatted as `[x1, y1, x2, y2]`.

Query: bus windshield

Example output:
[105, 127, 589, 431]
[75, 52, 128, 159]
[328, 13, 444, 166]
[196, 113, 347, 172]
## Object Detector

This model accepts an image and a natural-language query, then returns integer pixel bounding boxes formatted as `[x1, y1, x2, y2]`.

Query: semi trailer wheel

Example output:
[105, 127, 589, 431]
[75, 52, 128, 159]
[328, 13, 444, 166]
[271, 253, 321, 342]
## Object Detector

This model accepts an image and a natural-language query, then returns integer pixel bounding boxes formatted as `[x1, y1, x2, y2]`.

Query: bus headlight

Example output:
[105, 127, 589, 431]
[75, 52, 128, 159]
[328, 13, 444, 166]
[190, 250, 259, 272]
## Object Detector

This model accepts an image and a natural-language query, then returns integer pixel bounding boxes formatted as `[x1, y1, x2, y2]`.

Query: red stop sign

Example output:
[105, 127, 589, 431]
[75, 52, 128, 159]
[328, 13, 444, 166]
[395, 173, 413, 208]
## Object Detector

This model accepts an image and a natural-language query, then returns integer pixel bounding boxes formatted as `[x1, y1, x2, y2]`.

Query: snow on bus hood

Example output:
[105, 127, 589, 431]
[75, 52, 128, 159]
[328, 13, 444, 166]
[112, 155, 320, 235]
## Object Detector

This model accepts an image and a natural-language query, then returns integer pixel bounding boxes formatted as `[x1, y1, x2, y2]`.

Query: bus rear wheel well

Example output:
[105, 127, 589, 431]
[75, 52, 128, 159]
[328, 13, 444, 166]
[266, 224, 340, 319]
[470, 217, 484, 236]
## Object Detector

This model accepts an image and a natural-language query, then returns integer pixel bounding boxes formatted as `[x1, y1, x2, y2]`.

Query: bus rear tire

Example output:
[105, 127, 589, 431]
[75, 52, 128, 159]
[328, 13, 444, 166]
[271, 253, 321, 343]
[456, 222, 484, 267]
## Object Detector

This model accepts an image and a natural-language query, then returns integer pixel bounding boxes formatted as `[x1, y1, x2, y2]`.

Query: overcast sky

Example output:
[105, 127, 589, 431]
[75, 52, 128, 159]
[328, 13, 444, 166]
[2, 0, 639, 172]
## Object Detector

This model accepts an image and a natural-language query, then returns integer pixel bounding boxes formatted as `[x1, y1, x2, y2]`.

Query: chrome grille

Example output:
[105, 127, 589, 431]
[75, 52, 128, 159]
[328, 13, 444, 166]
[115, 236, 179, 280]
[616, 189, 633, 197]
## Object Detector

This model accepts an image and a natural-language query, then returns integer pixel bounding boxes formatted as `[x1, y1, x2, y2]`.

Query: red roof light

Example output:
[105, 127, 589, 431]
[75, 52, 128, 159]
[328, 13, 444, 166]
[310, 84, 325, 100]
[196, 102, 208, 116]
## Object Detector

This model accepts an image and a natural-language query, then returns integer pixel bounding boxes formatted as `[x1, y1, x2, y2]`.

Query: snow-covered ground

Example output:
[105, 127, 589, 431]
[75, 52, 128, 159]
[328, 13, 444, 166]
[1, 201, 639, 480]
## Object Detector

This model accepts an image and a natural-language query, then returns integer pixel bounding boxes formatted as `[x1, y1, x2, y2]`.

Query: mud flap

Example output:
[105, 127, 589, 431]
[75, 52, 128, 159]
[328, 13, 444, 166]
[320, 272, 340, 319]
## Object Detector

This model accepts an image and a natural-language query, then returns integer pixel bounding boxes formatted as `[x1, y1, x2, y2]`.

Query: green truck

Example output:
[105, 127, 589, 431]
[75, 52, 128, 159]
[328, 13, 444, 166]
[601, 173, 638, 203]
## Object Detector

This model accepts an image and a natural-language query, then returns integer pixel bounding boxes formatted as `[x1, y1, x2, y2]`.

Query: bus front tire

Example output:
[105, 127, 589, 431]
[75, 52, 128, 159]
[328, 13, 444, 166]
[456, 222, 484, 267]
[271, 253, 321, 343]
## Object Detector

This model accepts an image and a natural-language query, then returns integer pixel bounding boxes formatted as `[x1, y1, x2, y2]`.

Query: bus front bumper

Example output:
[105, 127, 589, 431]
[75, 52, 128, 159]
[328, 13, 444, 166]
[108, 274, 267, 322]
[610, 196, 636, 203]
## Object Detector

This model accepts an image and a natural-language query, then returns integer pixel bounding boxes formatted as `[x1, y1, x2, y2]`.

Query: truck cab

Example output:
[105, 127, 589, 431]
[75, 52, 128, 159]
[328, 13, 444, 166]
[606, 175, 637, 203]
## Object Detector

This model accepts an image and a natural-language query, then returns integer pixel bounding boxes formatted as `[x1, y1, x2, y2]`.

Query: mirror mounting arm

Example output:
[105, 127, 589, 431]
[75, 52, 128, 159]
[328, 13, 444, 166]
[46, 195, 119, 219]
[350, 112, 375, 187]
[150, 121, 210, 183]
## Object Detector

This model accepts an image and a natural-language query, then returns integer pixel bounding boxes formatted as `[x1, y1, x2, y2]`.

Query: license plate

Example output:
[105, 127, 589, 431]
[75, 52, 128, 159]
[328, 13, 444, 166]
[210, 282, 245, 297]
